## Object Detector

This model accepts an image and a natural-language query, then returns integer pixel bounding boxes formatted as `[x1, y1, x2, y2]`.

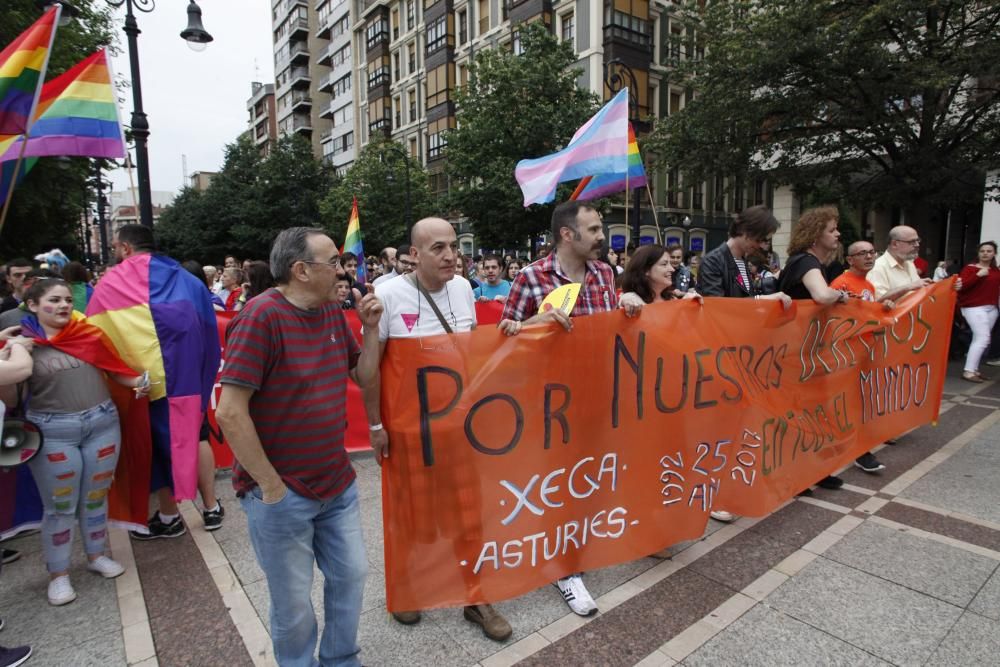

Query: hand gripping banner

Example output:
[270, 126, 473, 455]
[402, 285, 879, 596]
[380, 281, 956, 611]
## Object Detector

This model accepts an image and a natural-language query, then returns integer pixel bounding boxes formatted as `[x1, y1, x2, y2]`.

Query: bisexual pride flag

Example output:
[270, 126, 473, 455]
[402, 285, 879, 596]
[86, 254, 220, 502]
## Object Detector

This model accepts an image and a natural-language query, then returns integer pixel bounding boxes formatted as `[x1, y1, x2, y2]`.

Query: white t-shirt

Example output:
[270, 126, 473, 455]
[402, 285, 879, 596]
[377, 275, 476, 340]
[372, 270, 399, 288]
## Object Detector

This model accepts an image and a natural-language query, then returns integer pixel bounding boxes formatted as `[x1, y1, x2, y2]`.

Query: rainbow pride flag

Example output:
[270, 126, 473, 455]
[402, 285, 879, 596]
[0, 49, 125, 163]
[343, 196, 367, 284]
[515, 89, 630, 206]
[573, 123, 646, 200]
[0, 5, 59, 136]
[86, 253, 220, 501]
[0, 155, 36, 208]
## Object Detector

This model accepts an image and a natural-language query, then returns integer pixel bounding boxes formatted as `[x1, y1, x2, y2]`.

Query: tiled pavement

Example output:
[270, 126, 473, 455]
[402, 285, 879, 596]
[3, 361, 1000, 666]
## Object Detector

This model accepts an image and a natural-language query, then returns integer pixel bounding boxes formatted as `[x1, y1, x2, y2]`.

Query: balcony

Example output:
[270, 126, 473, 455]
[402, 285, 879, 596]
[284, 0, 307, 14]
[289, 16, 309, 40]
[369, 117, 391, 137]
[290, 90, 312, 111]
[317, 72, 334, 92]
[289, 66, 311, 88]
[292, 114, 312, 134]
[317, 41, 335, 66]
[289, 41, 310, 64]
[319, 101, 334, 119]
[317, 13, 332, 39]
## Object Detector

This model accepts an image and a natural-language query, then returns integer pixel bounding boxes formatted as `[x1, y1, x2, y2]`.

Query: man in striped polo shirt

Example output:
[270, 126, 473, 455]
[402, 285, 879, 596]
[216, 227, 384, 667]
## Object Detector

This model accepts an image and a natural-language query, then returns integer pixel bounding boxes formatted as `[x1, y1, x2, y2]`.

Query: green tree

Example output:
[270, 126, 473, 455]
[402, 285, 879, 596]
[1, 1, 117, 259]
[445, 22, 598, 248]
[647, 0, 1000, 220]
[320, 135, 436, 253]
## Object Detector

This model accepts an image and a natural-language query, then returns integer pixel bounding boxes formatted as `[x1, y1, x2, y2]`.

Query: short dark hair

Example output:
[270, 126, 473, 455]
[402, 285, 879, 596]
[244, 261, 273, 299]
[482, 253, 502, 267]
[396, 244, 411, 258]
[665, 243, 683, 254]
[342, 251, 358, 265]
[551, 201, 597, 245]
[5, 258, 31, 275]
[116, 224, 155, 252]
[181, 260, 209, 287]
[62, 261, 90, 283]
[729, 205, 779, 242]
[621, 245, 672, 303]
[23, 277, 68, 306]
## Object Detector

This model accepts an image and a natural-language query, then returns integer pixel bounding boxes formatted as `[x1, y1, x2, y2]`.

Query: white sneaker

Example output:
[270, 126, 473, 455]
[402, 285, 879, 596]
[555, 574, 598, 616]
[47, 575, 77, 606]
[87, 556, 125, 579]
[710, 510, 735, 522]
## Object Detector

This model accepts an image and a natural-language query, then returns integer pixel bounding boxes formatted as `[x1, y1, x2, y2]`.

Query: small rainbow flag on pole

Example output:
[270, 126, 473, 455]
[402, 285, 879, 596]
[0, 49, 126, 163]
[571, 123, 646, 201]
[0, 5, 60, 136]
[343, 196, 367, 284]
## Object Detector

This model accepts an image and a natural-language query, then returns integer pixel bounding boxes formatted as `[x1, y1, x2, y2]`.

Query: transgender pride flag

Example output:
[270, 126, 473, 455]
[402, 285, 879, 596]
[86, 253, 220, 501]
[515, 89, 630, 206]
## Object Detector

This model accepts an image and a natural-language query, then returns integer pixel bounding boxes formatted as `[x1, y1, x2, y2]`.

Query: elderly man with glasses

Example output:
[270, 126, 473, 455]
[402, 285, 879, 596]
[869, 226, 962, 302]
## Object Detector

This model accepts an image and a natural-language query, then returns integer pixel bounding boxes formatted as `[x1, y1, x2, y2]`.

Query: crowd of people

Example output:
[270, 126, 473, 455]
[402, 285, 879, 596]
[0, 201, 997, 667]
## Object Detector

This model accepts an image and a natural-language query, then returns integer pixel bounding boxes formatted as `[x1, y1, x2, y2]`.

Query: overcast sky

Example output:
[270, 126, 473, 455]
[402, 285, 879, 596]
[106, 0, 274, 197]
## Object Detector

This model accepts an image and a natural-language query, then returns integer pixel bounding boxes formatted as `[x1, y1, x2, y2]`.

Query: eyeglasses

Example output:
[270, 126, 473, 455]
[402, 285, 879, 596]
[300, 256, 341, 268]
[848, 250, 877, 257]
[896, 238, 920, 245]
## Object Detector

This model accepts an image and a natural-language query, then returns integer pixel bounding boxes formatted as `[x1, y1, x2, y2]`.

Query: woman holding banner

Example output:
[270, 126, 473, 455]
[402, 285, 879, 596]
[957, 241, 1000, 382]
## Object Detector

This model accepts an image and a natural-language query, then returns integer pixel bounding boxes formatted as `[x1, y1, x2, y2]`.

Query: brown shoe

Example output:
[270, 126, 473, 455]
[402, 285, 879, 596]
[463, 604, 513, 642]
[391, 610, 422, 625]
[963, 371, 984, 383]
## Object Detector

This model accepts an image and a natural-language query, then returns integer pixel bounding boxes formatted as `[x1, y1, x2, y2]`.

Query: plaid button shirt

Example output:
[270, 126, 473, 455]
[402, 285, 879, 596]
[501, 253, 618, 321]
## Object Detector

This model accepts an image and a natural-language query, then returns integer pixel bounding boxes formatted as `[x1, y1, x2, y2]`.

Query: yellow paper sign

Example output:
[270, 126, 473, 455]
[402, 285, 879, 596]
[540, 283, 581, 315]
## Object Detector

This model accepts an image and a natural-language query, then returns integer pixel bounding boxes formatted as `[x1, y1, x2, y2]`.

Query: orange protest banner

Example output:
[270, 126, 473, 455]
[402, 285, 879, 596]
[380, 281, 956, 611]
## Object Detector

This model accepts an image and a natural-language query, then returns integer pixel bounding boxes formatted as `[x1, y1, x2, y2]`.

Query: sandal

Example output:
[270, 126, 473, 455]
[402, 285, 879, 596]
[963, 371, 984, 383]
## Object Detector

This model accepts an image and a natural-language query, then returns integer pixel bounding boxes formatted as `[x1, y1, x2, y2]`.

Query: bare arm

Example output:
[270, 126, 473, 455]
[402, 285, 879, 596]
[802, 269, 846, 305]
[215, 383, 286, 503]
[0, 342, 33, 385]
[360, 340, 389, 463]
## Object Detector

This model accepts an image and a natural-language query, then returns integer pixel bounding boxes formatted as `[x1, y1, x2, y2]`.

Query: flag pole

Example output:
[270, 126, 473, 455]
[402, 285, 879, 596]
[645, 182, 662, 244]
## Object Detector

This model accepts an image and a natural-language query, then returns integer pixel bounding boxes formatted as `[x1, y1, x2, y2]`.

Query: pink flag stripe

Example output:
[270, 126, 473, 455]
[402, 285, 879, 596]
[1, 136, 123, 162]
[85, 253, 151, 316]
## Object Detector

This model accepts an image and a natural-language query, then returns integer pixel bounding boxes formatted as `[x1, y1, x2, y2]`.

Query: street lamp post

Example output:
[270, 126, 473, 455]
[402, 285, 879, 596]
[100, 0, 213, 228]
[91, 161, 110, 263]
[604, 59, 643, 249]
[383, 144, 412, 230]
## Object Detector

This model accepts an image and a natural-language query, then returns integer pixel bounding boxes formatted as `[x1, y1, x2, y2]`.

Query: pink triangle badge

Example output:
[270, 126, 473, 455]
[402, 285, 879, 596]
[401, 313, 419, 332]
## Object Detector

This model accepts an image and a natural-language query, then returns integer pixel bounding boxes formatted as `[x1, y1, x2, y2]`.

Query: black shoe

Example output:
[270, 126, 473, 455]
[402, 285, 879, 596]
[0, 550, 19, 565]
[0, 644, 32, 667]
[129, 513, 186, 541]
[854, 453, 886, 473]
[202, 503, 225, 532]
[817, 475, 844, 490]
[883, 438, 897, 445]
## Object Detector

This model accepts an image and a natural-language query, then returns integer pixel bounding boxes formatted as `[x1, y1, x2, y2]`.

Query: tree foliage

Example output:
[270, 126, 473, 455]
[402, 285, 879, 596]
[157, 135, 332, 263]
[647, 0, 1000, 213]
[445, 22, 598, 248]
[1, 1, 117, 259]
[320, 135, 436, 253]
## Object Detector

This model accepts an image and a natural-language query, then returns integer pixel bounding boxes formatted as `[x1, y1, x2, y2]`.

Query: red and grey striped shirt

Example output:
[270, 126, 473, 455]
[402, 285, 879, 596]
[221, 288, 360, 501]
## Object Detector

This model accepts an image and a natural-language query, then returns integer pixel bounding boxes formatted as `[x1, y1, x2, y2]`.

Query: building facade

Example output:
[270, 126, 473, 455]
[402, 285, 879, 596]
[246, 82, 278, 155]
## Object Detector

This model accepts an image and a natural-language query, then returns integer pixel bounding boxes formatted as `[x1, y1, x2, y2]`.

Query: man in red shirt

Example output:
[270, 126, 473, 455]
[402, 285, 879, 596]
[499, 201, 641, 616]
[216, 227, 383, 667]
[831, 240, 893, 473]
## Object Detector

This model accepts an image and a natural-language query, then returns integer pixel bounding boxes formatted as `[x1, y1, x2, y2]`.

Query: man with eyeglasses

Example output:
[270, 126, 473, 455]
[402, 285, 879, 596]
[869, 225, 963, 302]
[0, 258, 34, 314]
[372, 244, 415, 288]
[364, 217, 514, 642]
[217, 227, 384, 667]
[831, 240, 895, 473]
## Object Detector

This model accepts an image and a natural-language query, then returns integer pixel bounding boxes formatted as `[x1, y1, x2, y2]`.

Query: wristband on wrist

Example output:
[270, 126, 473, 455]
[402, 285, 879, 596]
[369, 422, 384, 432]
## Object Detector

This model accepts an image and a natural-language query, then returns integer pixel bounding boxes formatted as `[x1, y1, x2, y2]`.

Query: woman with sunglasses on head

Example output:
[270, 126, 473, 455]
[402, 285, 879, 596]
[957, 241, 1000, 382]
[12, 279, 149, 606]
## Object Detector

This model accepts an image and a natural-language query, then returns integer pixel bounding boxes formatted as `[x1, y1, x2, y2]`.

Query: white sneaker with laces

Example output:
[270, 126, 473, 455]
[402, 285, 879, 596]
[47, 575, 77, 606]
[87, 555, 125, 579]
[710, 510, 735, 522]
[555, 574, 598, 616]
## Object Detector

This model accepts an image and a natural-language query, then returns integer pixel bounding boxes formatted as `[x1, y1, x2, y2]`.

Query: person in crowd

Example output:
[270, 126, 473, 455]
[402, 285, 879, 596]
[914, 254, 929, 278]
[0, 269, 60, 330]
[932, 260, 950, 282]
[61, 262, 94, 314]
[331, 272, 352, 307]
[620, 245, 702, 306]
[778, 206, 855, 489]
[1, 259, 33, 314]
[666, 244, 692, 296]
[686, 252, 701, 282]
[472, 254, 511, 302]
[179, 261, 226, 530]
[242, 259, 253, 275]
[90, 225, 220, 541]
[957, 241, 1000, 382]
[372, 245, 414, 288]
[604, 247, 625, 276]
[221, 268, 244, 311]
[204, 265, 219, 292]
[224, 255, 239, 270]
[868, 226, 962, 302]
[697, 205, 792, 307]
[340, 252, 368, 295]
[216, 227, 382, 666]
[184, 261, 225, 310]
[504, 260, 522, 282]
[830, 240, 894, 472]
[241, 260, 274, 306]
[378, 247, 397, 279]
[365, 256, 381, 279]
[499, 200, 641, 616]
[366, 218, 513, 640]
[0, 325, 35, 667]
[11, 279, 150, 605]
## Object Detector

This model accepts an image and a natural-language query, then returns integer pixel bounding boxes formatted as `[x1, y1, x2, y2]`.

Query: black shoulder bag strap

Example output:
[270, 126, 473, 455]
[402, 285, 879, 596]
[411, 275, 454, 334]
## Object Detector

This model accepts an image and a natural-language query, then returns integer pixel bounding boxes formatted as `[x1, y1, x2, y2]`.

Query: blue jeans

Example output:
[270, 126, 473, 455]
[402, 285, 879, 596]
[26, 400, 121, 573]
[240, 481, 367, 667]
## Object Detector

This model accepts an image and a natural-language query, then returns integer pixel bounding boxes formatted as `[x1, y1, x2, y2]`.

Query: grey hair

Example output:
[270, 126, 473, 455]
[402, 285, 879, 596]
[269, 227, 326, 284]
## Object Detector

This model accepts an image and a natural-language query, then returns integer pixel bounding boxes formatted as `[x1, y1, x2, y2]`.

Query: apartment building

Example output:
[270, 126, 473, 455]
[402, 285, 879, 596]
[246, 82, 278, 155]
[270, 0, 357, 172]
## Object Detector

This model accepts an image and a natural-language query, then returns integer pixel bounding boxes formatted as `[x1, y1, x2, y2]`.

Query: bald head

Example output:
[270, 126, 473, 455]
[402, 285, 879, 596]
[845, 240, 876, 275]
[410, 217, 459, 289]
[887, 225, 920, 262]
[888, 226, 917, 243]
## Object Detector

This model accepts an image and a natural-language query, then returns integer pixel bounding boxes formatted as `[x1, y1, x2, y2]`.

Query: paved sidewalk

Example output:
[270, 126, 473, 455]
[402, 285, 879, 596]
[2, 361, 1000, 666]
